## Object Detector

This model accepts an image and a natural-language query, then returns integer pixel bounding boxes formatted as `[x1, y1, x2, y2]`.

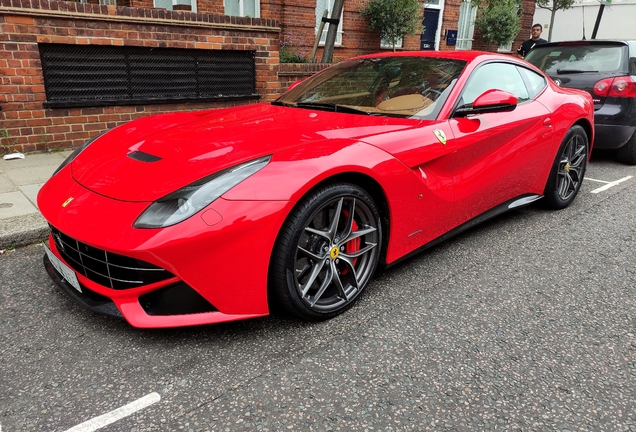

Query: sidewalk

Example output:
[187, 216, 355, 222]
[0, 150, 72, 249]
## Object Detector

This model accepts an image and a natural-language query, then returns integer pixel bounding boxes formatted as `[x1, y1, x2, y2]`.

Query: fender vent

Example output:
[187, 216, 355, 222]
[128, 151, 162, 163]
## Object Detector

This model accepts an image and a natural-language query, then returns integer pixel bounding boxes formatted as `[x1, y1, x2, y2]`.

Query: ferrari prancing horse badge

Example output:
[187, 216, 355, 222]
[433, 129, 447, 145]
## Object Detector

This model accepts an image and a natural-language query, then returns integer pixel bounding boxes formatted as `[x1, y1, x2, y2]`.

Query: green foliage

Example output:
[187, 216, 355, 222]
[280, 31, 308, 63]
[360, 0, 422, 51]
[536, 0, 575, 11]
[280, 46, 309, 63]
[474, 0, 522, 49]
[0, 128, 18, 155]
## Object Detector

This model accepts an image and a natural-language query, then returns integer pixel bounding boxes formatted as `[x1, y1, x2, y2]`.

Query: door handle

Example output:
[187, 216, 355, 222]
[543, 117, 552, 127]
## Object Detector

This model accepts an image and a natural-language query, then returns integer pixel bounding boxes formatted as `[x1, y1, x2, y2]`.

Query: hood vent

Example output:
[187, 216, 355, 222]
[127, 151, 162, 163]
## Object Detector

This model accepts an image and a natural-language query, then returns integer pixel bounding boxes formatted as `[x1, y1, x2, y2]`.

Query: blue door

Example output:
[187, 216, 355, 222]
[420, 9, 440, 50]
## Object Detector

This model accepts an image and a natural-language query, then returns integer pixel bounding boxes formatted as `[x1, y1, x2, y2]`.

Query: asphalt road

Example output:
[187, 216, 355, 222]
[1, 152, 635, 432]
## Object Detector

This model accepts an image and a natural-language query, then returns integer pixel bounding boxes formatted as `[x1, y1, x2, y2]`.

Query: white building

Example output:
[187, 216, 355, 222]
[533, 0, 636, 41]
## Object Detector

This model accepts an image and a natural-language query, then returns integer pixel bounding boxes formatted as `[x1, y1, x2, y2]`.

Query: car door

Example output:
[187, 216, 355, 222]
[447, 61, 554, 228]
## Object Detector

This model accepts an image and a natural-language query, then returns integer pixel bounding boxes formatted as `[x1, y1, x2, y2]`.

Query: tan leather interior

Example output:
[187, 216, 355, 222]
[376, 94, 433, 112]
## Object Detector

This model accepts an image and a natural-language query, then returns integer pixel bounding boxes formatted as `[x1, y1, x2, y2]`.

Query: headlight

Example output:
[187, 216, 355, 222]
[134, 156, 271, 229]
[52, 130, 109, 177]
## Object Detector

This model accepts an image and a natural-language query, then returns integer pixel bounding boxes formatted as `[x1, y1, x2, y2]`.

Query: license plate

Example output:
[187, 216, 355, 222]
[44, 243, 82, 293]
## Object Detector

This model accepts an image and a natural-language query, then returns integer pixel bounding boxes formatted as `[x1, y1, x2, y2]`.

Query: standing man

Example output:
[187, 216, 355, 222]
[517, 24, 548, 58]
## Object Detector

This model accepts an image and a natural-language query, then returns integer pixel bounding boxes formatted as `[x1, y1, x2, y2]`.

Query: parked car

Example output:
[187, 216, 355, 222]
[525, 40, 636, 164]
[38, 51, 594, 328]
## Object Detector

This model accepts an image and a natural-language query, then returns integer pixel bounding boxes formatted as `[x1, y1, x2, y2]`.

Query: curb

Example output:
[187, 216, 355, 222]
[0, 213, 49, 249]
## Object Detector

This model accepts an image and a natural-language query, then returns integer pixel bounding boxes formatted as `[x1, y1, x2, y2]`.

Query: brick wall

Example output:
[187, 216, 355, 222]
[278, 62, 331, 92]
[277, 0, 425, 62]
[0, 0, 280, 154]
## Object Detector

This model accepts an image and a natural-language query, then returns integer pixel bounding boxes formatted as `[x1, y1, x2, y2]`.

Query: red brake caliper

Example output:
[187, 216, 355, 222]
[342, 213, 360, 274]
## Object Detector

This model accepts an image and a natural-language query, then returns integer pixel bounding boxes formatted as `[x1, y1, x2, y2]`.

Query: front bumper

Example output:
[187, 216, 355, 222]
[38, 171, 293, 328]
[44, 252, 123, 318]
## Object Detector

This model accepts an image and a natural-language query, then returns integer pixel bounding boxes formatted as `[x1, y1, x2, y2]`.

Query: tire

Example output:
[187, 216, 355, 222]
[269, 183, 382, 321]
[615, 130, 636, 165]
[542, 125, 589, 210]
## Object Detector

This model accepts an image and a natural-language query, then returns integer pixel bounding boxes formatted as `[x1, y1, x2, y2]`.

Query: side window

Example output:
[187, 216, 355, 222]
[225, 0, 260, 17]
[517, 66, 547, 99]
[316, 0, 344, 45]
[155, 0, 198, 12]
[460, 62, 529, 107]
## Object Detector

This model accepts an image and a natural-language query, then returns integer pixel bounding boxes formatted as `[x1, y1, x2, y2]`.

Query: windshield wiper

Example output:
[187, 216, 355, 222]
[271, 100, 295, 107]
[556, 69, 598, 74]
[295, 102, 374, 115]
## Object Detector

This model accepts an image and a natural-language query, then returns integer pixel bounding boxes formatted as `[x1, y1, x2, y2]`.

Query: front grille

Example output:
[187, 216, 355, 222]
[50, 226, 174, 290]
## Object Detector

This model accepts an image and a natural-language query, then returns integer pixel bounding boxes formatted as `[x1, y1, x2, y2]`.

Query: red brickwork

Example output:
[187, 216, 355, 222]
[278, 62, 331, 91]
[271, 0, 425, 62]
[0, 0, 280, 153]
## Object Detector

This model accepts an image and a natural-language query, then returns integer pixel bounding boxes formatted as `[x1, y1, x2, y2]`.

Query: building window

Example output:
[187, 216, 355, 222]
[154, 0, 197, 11]
[498, 42, 513, 52]
[38, 44, 258, 108]
[316, 0, 343, 45]
[224, 0, 260, 17]
[456, 0, 477, 50]
[380, 37, 403, 49]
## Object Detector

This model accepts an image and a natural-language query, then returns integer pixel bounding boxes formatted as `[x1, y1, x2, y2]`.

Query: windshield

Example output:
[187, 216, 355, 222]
[274, 57, 467, 120]
[525, 44, 627, 75]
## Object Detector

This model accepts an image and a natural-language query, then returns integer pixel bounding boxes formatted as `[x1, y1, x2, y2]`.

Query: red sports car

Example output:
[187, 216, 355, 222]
[38, 51, 594, 328]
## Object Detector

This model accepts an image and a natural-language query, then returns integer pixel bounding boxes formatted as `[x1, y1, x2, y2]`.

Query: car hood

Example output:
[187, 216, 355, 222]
[71, 103, 421, 201]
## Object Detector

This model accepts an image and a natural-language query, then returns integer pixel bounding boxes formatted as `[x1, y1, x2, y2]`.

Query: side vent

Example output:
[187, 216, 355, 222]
[128, 151, 163, 163]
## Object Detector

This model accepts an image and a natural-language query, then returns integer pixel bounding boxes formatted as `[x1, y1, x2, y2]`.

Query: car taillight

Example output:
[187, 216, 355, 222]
[594, 76, 636, 98]
[593, 78, 612, 97]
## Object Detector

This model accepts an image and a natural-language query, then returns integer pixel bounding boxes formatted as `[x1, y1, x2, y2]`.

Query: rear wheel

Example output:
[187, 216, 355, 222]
[269, 183, 382, 321]
[542, 125, 588, 209]
[615, 130, 636, 165]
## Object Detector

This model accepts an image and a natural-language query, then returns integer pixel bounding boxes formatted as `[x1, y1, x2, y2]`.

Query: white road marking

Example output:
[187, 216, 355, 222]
[590, 176, 633, 194]
[585, 177, 610, 184]
[64, 392, 160, 432]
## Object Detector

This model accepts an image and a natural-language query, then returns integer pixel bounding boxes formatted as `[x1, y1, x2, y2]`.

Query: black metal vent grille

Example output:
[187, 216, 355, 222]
[50, 226, 174, 290]
[39, 44, 258, 108]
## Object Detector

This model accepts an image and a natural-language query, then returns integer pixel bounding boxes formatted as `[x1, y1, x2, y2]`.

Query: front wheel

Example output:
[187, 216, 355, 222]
[542, 125, 589, 209]
[269, 183, 382, 321]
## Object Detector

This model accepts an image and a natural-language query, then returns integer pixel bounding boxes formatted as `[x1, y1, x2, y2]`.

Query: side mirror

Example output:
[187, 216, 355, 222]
[455, 89, 518, 117]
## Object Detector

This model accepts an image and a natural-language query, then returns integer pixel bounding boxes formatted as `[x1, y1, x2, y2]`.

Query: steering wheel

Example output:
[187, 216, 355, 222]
[422, 88, 442, 100]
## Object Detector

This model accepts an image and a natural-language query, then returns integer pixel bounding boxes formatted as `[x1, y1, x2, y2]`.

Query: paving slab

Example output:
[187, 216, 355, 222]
[19, 184, 45, 209]
[0, 191, 39, 218]
[0, 172, 17, 193]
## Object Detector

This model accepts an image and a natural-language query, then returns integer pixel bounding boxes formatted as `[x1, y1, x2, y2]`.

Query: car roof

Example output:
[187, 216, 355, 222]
[534, 40, 635, 48]
[351, 50, 517, 63]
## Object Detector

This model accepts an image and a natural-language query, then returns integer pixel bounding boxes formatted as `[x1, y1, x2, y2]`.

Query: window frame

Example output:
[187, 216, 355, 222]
[316, 0, 344, 46]
[380, 37, 403, 50]
[452, 61, 538, 115]
[224, 0, 260, 18]
[456, 0, 477, 51]
[153, 0, 198, 12]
